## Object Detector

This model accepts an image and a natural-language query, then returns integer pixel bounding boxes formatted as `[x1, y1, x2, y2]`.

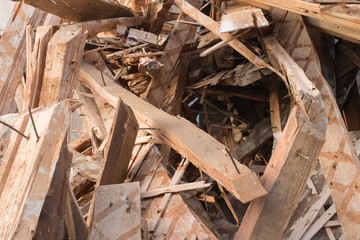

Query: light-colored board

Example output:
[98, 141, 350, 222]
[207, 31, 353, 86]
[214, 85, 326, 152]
[88, 182, 141, 240]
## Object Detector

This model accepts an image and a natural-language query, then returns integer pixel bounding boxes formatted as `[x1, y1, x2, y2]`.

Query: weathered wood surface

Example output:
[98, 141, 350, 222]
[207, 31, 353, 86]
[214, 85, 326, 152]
[32, 137, 71, 240]
[271, 9, 360, 239]
[135, 149, 219, 239]
[79, 62, 267, 203]
[88, 182, 141, 240]
[0, 100, 70, 239]
[22, 0, 134, 22]
[99, 98, 138, 185]
[218, 7, 269, 33]
[0, 3, 47, 115]
[236, 0, 360, 43]
[235, 106, 326, 240]
[24, 25, 55, 111]
[144, 0, 201, 108]
[230, 117, 272, 162]
[39, 25, 86, 106]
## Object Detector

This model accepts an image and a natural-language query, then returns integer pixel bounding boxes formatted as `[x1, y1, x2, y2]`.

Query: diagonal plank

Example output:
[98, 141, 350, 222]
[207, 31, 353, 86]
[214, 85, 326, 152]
[79, 62, 267, 203]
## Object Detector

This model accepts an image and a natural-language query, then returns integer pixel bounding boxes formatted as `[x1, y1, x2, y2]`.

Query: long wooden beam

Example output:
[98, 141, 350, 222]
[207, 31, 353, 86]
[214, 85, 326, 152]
[237, 0, 360, 43]
[79, 62, 267, 203]
[235, 35, 327, 240]
[271, 9, 360, 239]
[21, 0, 134, 22]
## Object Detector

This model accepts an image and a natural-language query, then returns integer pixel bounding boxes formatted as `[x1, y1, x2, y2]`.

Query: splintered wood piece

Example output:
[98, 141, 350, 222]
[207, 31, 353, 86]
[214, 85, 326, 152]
[88, 182, 141, 240]
[39, 25, 86, 106]
[79, 62, 267, 203]
[126, 28, 158, 45]
[138, 149, 219, 239]
[22, 0, 134, 22]
[99, 98, 138, 185]
[0, 100, 70, 240]
[271, 9, 360, 239]
[175, 0, 278, 73]
[218, 8, 269, 33]
[234, 107, 326, 240]
[0, 4, 47, 115]
[76, 83, 107, 141]
[144, 0, 202, 108]
[230, 117, 272, 162]
[301, 204, 336, 240]
[24, 25, 55, 111]
[32, 137, 71, 240]
[287, 186, 331, 240]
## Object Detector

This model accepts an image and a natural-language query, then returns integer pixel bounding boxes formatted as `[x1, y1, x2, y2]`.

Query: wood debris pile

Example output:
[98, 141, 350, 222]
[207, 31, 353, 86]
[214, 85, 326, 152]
[0, 0, 360, 239]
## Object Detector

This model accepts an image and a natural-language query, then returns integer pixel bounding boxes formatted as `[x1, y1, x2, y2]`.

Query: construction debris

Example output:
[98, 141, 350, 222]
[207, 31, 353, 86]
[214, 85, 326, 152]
[0, 0, 359, 239]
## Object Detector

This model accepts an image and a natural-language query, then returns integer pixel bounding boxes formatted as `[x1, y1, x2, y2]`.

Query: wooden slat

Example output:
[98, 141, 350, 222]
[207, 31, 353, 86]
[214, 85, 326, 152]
[23, 0, 134, 22]
[141, 181, 212, 199]
[39, 25, 86, 106]
[88, 183, 141, 240]
[79, 62, 267, 203]
[99, 98, 138, 185]
[271, 9, 360, 239]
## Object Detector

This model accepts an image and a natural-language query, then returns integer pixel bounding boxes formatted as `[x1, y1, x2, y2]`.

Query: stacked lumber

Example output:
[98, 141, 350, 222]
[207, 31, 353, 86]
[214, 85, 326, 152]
[0, 0, 360, 239]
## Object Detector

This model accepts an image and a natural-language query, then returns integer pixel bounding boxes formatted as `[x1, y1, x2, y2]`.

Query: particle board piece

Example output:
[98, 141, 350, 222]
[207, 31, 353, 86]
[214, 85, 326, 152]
[235, 106, 326, 240]
[0, 4, 47, 115]
[88, 182, 141, 240]
[79, 62, 267, 203]
[271, 9, 360, 239]
[0, 100, 70, 240]
[218, 8, 269, 33]
[22, 0, 134, 22]
[98, 98, 138, 185]
[39, 25, 87, 106]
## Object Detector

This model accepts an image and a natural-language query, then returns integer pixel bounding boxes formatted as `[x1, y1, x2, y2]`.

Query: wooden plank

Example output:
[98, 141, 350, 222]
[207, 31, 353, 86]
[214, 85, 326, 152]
[126, 28, 158, 45]
[0, 100, 70, 239]
[144, 0, 202, 108]
[141, 181, 212, 199]
[268, 74, 282, 148]
[24, 25, 55, 111]
[79, 62, 267, 203]
[39, 25, 86, 106]
[22, 0, 134, 22]
[231, 118, 272, 162]
[271, 9, 360, 239]
[235, 106, 326, 240]
[219, 8, 269, 33]
[0, 4, 47, 115]
[88, 183, 141, 240]
[32, 137, 71, 240]
[99, 98, 138, 185]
